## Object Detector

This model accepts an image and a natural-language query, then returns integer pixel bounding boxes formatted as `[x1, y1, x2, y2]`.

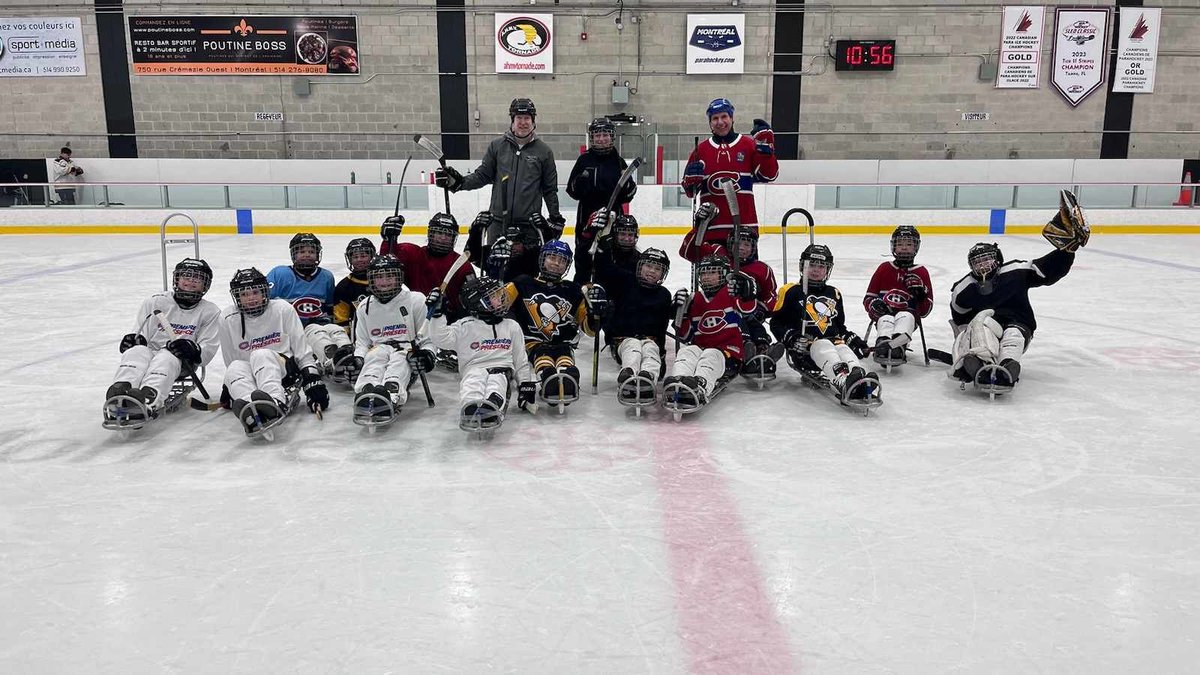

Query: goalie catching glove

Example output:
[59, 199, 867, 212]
[1043, 189, 1090, 252]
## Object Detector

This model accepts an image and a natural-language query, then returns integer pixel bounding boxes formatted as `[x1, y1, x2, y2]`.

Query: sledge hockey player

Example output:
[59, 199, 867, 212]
[348, 255, 435, 427]
[266, 233, 354, 382]
[863, 225, 934, 369]
[379, 212, 476, 371]
[104, 258, 221, 428]
[679, 98, 779, 249]
[427, 276, 537, 432]
[331, 237, 375, 329]
[502, 240, 605, 409]
[596, 247, 673, 407]
[948, 189, 1089, 393]
[467, 211, 546, 283]
[770, 244, 881, 407]
[681, 202, 779, 379]
[577, 208, 641, 288]
[567, 117, 638, 282]
[219, 268, 329, 437]
[664, 254, 752, 413]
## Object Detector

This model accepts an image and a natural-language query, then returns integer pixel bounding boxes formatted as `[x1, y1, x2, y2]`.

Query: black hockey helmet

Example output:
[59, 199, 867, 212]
[538, 240, 573, 282]
[460, 275, 508, 324]
[505, 222, 543, 253]
[800, 243, 833, 284]
[427, 212, 460, 256]
[636, 248, 670, 288]
[697, 253, 731, 294]
[173, 258, 213, 308]
[968, 242, 1003, 280]
[726, 225, 759, 263]
[509, 97, 536, 119]
[587, 117, 615, 153]
[368, 254, 405, 303]
[230, 267, 270, 317]
[612, 213, 640, 252]
[344, 237, 377, 274]
[289, 232, 322, 274]
[891, 225, 921, 267]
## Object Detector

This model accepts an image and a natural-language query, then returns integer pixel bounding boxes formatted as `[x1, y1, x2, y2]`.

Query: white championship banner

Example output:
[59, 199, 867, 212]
[996, 6, 1045, 89]
[686, 14, 745, 75]
[495, 13, 552, 74]
[1113, 7, 1161, 93]
[0, 16, 85, 77]
[1051, 8, 1110, 107]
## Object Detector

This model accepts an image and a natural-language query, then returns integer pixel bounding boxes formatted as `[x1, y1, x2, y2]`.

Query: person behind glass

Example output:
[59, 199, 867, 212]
[52, 147, 84, 205]
[434, 98, 565, 257]
[567, 117, 637, 283]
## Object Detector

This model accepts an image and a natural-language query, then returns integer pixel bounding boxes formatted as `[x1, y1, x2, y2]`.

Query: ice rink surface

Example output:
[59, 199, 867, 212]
[2, 231, 1198, 673]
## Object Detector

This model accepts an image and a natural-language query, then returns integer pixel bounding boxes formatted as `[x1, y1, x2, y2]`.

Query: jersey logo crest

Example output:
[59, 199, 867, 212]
[524, 293, 574, 339]
[805, 295, 838, 333]
[696, 309, 738, 334]
[291, 296, 325, 319]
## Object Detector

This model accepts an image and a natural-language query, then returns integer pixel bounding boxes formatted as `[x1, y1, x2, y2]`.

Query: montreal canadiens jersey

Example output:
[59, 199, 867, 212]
[679, 286, 754, 358]
[685, 241, 779, 318]
[130, 292, 222, 367]
[217, 298, 317, 371]
[429, 315, 534, 384]
[682, 133, 778, 237]
[769, 283, 850, 342]
[352, 289, 432, 358]
[864, 262, 934, 318]
[266, 265, 336, 325]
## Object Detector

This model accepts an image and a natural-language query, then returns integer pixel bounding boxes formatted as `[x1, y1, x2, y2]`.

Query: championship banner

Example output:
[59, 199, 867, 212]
[495, 13, 552, 74]
[1113, 7, 1161, 93]
[0, 17, 85, 77]
[996, 6, 1044, 88]
[1051, 8, 1110, 107]
[129, 15, 360, 76]
[686, 14, 745, 74]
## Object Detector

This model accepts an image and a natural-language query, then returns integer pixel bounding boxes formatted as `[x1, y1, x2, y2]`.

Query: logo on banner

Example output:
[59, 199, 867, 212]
[1129, 14, 1150, 41]
[498, 16, 550, 57]
[689, 25, 742, 52]
[1015, 11, 1034, 32]
[1063, 20, 1099, 45]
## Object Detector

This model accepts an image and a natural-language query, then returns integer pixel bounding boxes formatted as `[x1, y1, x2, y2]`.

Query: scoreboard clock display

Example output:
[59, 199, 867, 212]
[835, 39, 896, 72]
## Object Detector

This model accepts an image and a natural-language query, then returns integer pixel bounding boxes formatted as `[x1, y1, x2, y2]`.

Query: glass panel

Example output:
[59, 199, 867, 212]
[165, 185, 226, 208]
[662, 186, 691, 209]
[229, 186, 286, 209]
[1138, 185, 1188, 208]
[1013, 185, 1067, 209]
[896, 186, 953, 209]
[955, 186, 1013, 209]
[1076, 185, 1133, 208]
[292, 185, 346, 209]
[814, 186, 837, 209]
[103, 185, 163, 208]
[836, 186, 886, 209]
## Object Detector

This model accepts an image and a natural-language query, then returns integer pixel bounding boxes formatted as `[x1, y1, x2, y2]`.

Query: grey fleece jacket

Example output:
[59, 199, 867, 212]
[459, 131, 561, 237]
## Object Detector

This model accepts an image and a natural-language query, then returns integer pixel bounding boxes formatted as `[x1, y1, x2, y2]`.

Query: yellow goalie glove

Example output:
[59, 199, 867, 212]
[1043, 189, 1090, 252]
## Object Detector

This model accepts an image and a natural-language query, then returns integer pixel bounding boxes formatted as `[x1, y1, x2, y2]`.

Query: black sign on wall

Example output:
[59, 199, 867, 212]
[129, 15, 359, 75]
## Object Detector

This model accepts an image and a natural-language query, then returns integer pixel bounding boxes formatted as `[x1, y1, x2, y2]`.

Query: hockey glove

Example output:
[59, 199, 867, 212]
[435, 166, 464, 192]
[586, 208, 612, 235]
[867, 297, 891, 322]
[585, 283, 609, 317]
[783, 329, 809, 355]
[407, 348, 436, 374]
[425, 288, 446, 318]
[693, 201, 718, 232]
[1043, 189, 1090, 252]
[547, 213, 567, 239]
[904, 273, 928, 306]
[751, 118, 775, 155]
[301, 368, 329, 412]
[166, 338, 202, 367]
[672, 288, 692, 311]
[845, 333, 870, 358]
[517, 381, 537, 411]
[682, 160, 706, 196]
[488, 237, 513, 267]
[570, 167, 595, 197]
[380, 215, 404, 241]
[728, 271, 758, 301]
[332, 344, 362, 381]
[119, 332, 147, 353]
[471, 210, 492, 234]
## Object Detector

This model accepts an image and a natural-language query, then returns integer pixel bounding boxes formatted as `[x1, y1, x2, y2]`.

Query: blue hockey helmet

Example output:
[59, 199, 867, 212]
[538, 240, 573, 281]
[706, 98, 735, 119]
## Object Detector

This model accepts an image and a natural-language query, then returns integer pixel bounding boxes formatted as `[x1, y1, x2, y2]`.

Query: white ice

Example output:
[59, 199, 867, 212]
[1, 231, 1198, 673]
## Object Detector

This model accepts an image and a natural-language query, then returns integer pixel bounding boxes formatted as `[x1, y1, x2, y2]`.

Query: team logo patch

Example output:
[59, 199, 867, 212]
[371, 328, 382, 336]
[696, 309, 737, 334]
[524, 293, 574, 339]
[470, 341, 481, 350]
[736, 152, 745, 162]
[805, 295, 839, 333]
[291, 296, 324, 319]
[498, 16, 551, 58]
[238, 341, 250, 350]
[705, 170, 741, 195]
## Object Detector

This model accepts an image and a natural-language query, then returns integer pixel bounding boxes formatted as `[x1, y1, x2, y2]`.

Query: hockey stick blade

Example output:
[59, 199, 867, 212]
[414, 134, 447, 166]
[927, 348, 953, 365]
[720, 178, 740, 219]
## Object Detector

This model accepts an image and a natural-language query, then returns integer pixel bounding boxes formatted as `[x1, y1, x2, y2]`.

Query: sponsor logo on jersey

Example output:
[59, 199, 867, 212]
[689, 25, 742, 52]
[470, 338, 513, 351]
[370, 328, 382, 336]
[378, 323, 409, 338]
[239, 331, 282, 351]
[736, 152, 745, 163]
[163, 322, 197, 336]
[291, 296, 325, 319]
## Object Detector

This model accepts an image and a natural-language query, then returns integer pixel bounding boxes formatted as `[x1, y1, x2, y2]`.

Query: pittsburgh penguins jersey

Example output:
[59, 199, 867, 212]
[769, 282, 850, 343]
[504, 275, 595, 348]
[864, 262, 934, 318]
[949, 249, 1075, 333]
[217, 298, 317, 371]
[332, 273, 370, 326]
[266, 265, 336, 326]
[679, 286, 755, 359]
[128, 292, 222, 367]
[352, 288, 431, 359]
[429, 314, 533, 384]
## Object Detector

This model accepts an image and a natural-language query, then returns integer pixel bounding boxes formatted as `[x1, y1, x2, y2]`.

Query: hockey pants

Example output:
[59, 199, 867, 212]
[355, 344, 412, 405]
[809, 339, 863, 381]
[615, 337, 662, 378]
[670, 345, 726, 396]
[459, 366, 511, 410]
[875, 310, 917, 347]
[224, 349, 288, 404]
[112, 345, 182, 407]
[304, 324, 351, 367]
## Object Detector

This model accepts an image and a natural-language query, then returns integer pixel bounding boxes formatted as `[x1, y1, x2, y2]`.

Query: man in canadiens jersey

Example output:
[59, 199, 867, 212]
[680, 98, 779, 249]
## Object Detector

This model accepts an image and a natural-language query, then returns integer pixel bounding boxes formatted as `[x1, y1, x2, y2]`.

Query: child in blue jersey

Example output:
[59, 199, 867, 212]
[267, 232, 353, 378]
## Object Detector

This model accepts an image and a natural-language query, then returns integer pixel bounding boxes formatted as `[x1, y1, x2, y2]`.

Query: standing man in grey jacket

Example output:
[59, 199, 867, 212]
[436, 98, 565, 268]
